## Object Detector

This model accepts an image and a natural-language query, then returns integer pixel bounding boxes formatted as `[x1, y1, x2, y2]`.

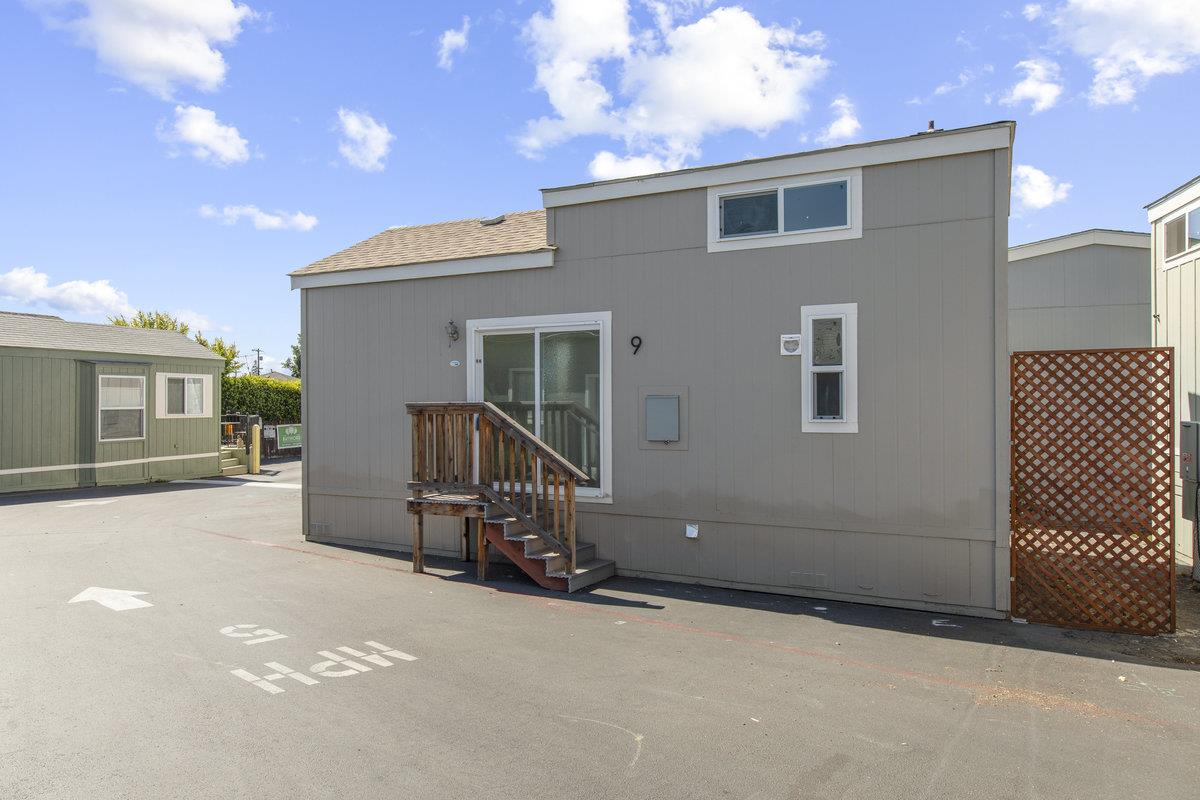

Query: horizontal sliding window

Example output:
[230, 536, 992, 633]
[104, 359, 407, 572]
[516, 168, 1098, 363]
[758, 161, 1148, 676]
[156, 373, 212, 419]
[708, 169, 860, 253]
[166, 376, 205, 416]
[1164, 207, 1200, 261]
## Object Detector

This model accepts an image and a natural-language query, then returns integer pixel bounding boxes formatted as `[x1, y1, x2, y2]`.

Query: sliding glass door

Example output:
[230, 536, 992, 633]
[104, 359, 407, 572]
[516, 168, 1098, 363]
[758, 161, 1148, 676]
[472, 314, 608, 494]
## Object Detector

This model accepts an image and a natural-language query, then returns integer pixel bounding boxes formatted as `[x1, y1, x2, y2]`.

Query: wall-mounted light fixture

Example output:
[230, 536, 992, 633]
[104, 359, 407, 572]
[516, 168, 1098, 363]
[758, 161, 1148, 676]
[445, 319, 460, 347]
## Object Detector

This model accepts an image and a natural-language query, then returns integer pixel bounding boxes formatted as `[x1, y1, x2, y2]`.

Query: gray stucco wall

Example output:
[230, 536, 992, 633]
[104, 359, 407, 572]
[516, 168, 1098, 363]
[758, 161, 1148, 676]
[1008, 243, 1150, 352]
[302, 148, 1010, 616]
[0, 347, 222, 493]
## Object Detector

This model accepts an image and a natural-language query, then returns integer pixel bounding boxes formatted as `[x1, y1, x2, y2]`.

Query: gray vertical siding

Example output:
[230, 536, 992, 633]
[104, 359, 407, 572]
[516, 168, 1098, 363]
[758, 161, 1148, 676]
[1008, 243, 1150, 351]
[302, 149, 1008, 615]
[1152, 241, 1199, 565]
[0, 347, 221, 493]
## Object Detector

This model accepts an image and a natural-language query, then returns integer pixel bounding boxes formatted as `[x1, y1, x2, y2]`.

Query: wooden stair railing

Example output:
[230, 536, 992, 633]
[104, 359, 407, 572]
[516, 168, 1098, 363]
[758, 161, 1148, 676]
[407, 401, 589, 575]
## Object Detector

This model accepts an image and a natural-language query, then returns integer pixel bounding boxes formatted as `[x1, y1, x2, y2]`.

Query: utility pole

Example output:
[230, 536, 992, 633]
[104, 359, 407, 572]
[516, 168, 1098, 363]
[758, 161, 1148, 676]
[251, 348, 263, 375]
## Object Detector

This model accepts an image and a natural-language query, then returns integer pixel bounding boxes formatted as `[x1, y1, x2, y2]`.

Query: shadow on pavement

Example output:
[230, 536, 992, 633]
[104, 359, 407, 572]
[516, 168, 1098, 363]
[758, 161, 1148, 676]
[320, 541, 1200, 673]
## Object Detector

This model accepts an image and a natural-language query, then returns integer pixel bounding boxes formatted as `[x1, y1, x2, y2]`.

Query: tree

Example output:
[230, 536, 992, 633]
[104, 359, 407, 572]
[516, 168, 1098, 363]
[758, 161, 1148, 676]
[282, 333, 301, 378]
[195, 332, 245, 378]
[109, 310, 190, 335]
[110, 309, 243, 378]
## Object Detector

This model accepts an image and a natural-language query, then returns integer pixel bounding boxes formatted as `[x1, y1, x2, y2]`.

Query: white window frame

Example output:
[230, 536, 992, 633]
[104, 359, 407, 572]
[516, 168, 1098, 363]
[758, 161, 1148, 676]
[800, 303, 858, 434]
[155, 373, 213, 419]
[1162, 202, 1200, 268]
[98, 374, 146, 442]
[466, 311, 613, 503]
[707, 168, 862, 253]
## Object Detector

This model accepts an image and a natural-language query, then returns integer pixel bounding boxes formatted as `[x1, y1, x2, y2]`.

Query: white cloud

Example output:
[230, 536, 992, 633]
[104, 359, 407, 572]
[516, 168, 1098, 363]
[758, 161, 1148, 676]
[174, 308, 232, 333]
[519, 1, 829, 171]
[588, 150, 680, 180]
[159, 104, 249, 166]
[199, 204, 318, 231]
[1000, 58, 1063, 113]
[1022, 4, 1044, 21]
[437, 16, 470, 70]
[1053, 0, 1200, 105]
[908, 65, 993, 105]
[30, 0, 256, 99]
[1013, 164, 1072, 211]
[336, 108, 394, 172]
[816, 95, 861, 145]
[0, 266, 134, 317]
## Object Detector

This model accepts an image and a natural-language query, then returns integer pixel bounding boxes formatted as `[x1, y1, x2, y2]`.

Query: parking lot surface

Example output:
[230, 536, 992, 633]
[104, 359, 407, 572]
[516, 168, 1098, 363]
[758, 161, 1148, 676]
[2, 462, 1198, 799]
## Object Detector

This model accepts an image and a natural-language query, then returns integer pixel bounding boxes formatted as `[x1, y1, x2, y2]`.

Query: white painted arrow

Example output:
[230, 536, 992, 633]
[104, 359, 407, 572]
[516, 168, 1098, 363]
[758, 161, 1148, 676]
[68, 587, 153, 611]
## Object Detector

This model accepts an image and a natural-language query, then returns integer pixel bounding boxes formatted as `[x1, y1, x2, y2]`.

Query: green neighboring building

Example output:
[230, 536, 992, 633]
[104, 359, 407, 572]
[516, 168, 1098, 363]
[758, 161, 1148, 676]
[0, 311, 224, 493]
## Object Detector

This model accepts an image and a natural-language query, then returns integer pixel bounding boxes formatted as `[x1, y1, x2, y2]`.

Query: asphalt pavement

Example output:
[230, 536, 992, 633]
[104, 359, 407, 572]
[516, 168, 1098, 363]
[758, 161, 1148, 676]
[2, 461, 1198, 799]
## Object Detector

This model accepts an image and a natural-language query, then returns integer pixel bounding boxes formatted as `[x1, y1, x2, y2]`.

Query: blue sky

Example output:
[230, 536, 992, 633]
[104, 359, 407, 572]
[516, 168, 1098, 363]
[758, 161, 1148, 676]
[2, 0, 1198, 370]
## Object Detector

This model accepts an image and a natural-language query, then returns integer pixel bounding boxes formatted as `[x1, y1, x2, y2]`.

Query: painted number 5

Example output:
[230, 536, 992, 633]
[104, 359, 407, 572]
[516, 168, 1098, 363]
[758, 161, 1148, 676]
[220, 624, 289, 645]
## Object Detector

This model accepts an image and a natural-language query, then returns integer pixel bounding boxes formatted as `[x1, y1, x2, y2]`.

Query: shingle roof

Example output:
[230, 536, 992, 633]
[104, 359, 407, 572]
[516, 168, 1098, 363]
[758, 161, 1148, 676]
[290, 209, 551, 277]
[0, 311, 223, 361]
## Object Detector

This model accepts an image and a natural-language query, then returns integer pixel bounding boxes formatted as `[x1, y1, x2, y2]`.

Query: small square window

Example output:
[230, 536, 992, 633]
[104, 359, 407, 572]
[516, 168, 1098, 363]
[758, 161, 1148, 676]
[720, 192, 778, 237]
[1189, 209, 1200, 251]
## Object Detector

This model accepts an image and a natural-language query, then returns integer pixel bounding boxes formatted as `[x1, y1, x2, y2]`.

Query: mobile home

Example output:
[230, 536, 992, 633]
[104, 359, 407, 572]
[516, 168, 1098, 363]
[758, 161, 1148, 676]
[0, 311, 224, 493]
[1008, 229, 1150, 352]
[1147, 175, 1200, 570]
[292, 121, 1015, 617]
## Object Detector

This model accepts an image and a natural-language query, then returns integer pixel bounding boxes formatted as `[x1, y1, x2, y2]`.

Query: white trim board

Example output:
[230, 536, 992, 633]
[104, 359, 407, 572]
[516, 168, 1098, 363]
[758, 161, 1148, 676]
[0, 451, 219, 477]
[1008, 229, 1149, 261]
[289, 250, 554, 290]
[541, 124, 1013, 208]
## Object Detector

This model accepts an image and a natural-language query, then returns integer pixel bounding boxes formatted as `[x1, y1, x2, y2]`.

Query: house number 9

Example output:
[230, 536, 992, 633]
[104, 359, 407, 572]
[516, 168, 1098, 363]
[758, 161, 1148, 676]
[630, 336, 642, 355]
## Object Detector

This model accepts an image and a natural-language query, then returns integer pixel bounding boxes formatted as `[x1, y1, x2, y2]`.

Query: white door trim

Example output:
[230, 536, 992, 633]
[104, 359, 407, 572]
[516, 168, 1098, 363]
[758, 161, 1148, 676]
[466, 311, 613, 502]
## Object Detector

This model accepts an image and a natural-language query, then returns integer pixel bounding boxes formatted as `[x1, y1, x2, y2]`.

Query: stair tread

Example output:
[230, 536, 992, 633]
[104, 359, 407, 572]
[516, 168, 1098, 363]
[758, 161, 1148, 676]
[548, 557, 615, 577]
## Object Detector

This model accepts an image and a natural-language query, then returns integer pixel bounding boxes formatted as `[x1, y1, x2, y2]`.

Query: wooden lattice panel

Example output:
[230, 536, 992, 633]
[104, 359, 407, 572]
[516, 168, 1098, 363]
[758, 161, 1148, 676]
[1010, 348, 1175, 635]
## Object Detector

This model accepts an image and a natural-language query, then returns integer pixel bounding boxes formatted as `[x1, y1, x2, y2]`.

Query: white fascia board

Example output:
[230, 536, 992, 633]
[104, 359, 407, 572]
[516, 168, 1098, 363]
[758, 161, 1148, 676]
[1008, 230, 1150, 261]
[1146, 178, 1200, 224]
[541, 126, 1012, 208]
[290, 249, 554, 290]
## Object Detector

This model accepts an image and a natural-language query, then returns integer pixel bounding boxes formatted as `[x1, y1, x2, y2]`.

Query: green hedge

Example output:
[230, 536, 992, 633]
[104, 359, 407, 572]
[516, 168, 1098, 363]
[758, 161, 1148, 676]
[221, 375, 301, 423]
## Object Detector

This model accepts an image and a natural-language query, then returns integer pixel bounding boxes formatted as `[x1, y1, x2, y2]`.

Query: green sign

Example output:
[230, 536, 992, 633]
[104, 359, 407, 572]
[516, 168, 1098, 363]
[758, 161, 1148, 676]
[276, 424, 302, 449]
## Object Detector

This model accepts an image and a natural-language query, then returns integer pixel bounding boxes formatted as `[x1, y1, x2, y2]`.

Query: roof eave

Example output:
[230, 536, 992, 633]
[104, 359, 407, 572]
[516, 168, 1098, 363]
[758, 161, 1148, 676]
[541, 121, 1016, 207]
[290, 248, 556, 290]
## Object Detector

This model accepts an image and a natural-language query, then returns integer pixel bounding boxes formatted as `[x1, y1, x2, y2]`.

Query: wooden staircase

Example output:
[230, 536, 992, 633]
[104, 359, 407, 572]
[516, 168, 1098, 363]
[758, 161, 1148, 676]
[405, 402, 614, 593]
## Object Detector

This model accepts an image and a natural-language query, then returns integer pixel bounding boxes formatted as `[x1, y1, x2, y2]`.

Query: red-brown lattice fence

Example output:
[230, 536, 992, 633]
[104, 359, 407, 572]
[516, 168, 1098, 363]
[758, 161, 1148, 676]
[1010, 348, 1175, 635]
